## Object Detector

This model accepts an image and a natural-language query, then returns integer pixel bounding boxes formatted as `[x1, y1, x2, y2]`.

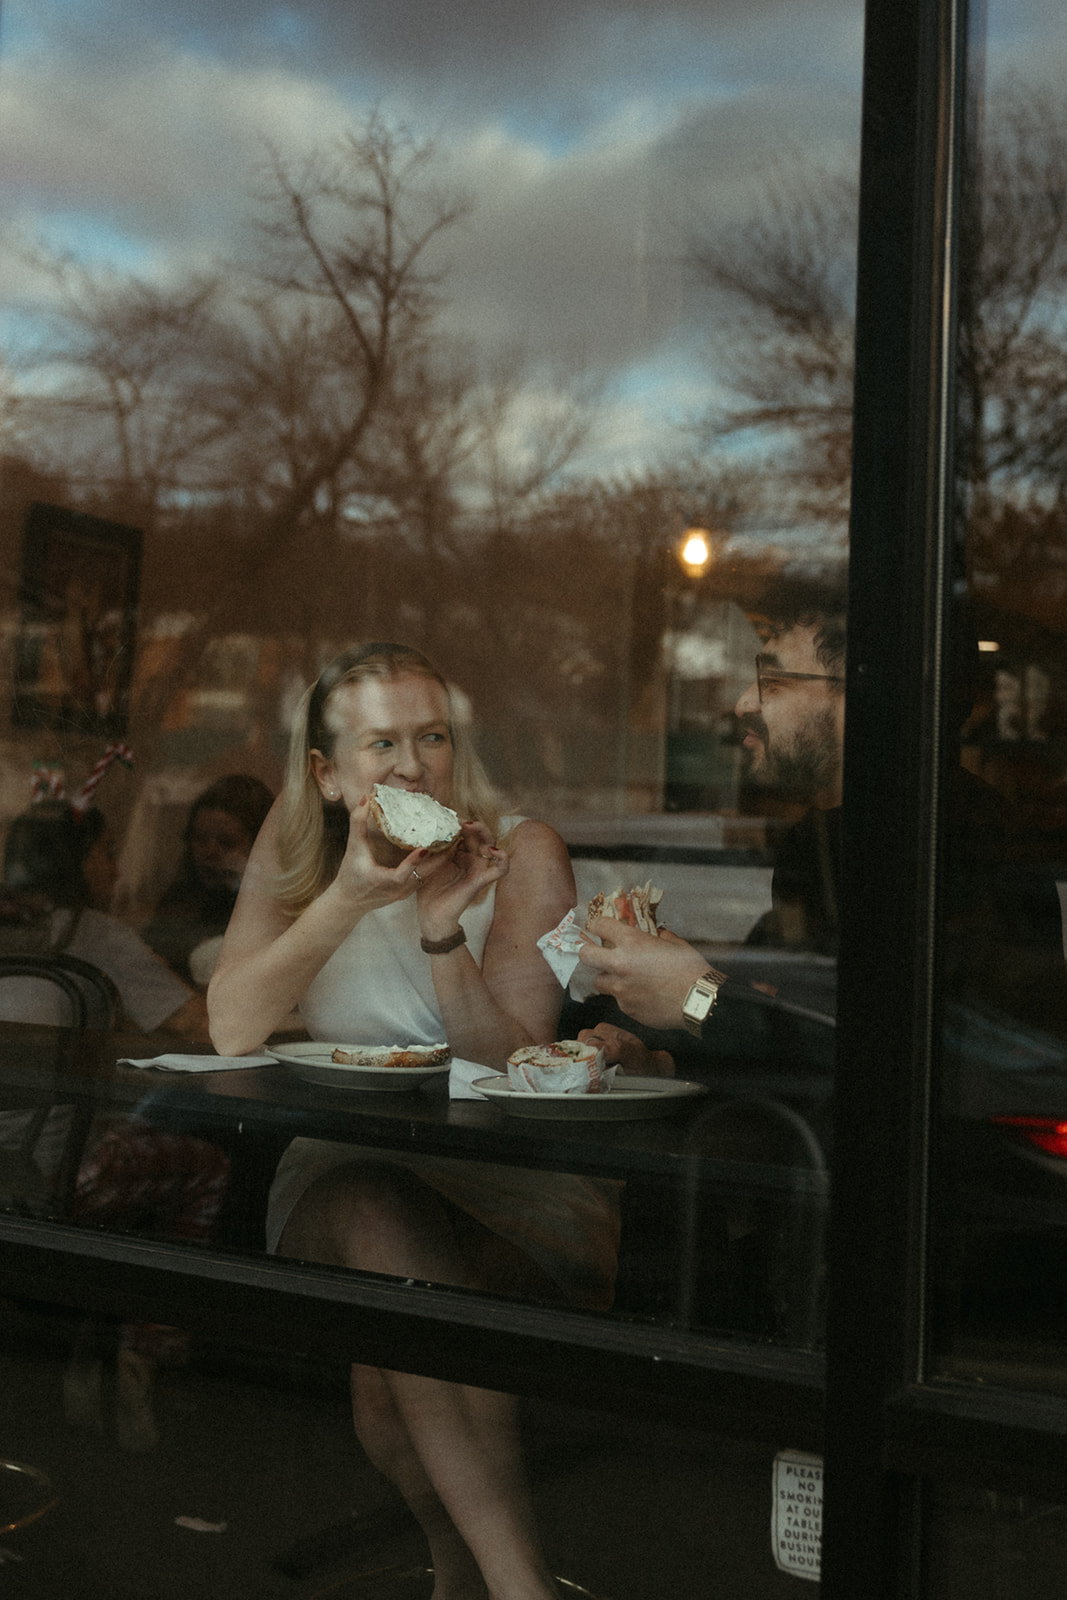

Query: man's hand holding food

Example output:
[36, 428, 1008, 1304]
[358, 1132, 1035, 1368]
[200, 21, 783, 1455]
[578, 918, 711, 1032]
[576, 1019, 676, 1078]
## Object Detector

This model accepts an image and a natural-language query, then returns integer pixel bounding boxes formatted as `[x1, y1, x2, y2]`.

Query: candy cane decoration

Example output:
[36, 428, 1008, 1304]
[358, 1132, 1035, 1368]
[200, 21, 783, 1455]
[31, 762, 67, 803]
[70, 741, 134, 818]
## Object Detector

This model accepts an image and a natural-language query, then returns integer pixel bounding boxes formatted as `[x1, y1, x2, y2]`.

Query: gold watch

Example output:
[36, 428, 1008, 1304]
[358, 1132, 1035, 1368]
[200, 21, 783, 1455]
[682, 969, 728, 1037]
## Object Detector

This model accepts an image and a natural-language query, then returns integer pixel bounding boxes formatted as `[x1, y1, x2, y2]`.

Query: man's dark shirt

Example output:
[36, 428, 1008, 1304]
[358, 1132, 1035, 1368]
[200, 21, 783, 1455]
[561, 766, 1067, 1071]
[745, 809, 841, 959]
[745, 772, 1067, 1040]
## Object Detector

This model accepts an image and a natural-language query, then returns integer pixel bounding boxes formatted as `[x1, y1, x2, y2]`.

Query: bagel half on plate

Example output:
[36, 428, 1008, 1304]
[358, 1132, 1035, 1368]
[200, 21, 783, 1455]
[330, 1043, 451, 1068]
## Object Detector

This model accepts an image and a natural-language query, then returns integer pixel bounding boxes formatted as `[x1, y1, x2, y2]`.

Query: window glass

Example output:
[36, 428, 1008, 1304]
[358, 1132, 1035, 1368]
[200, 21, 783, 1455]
[925, 1484, 1067, 1600]
[0, 2, 858, 1354]
[931, 0, 1067, 1393]
[2, 1298, 821, 1597]
[0, 3, 867, 1593]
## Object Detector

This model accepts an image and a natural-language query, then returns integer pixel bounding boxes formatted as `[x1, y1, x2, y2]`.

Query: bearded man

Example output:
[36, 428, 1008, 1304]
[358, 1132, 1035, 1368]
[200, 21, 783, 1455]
[577, 580, 847, 1046]
[578, 574, 1067, 1051]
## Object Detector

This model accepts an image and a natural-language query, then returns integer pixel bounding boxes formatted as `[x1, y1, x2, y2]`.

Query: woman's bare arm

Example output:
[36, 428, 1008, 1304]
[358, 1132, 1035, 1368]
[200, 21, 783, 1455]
[422, 820, 575, 1071]
[208, 798, 424, 1055]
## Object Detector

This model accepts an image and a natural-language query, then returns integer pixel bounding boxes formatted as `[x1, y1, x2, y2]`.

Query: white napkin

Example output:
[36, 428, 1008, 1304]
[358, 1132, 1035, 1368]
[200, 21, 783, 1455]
[449, 1057, 495, 1099]
[537, 907, 597, 1001]
[118, 1054, 276, 1073]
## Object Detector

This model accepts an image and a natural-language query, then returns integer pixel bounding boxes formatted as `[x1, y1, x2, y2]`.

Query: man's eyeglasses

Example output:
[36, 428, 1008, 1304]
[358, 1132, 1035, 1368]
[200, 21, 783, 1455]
[755, 654, 845, 705]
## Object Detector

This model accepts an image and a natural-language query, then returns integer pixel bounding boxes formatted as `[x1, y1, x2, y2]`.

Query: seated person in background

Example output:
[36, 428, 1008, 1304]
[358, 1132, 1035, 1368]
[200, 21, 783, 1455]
[2, 799, 210, 1042]
[142, 774, 274, 988]
[0, 795, 229, 1450]
[210, 641, 617, 1600]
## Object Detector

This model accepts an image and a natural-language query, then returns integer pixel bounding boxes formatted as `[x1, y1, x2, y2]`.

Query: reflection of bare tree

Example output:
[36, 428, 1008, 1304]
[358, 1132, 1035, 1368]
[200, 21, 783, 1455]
[10, 263, 221, 517]
[7, 119, 468, 744]
[210, 118, 467, 524]
[5, 114, 609, 757]
[957, 84, 1067, 504]
[691, 162, 856, 522]
[4, 111, 757, 801]
[691, 82, 1067, 529]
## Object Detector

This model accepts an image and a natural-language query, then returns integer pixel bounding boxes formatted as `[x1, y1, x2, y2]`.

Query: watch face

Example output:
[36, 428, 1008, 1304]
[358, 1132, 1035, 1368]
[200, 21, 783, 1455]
[683, 971, 724, 1034]
[684, 982, 715, 1022]
[688, 973, 723, 1013]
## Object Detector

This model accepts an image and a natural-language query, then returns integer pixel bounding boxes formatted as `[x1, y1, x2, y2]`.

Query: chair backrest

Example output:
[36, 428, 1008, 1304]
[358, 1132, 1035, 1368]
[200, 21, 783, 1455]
[0, 958, 89, 1028]
[0, 956, 116, 1218]
[0, 953, 119, 1030]
[47, 955, 120, 1029]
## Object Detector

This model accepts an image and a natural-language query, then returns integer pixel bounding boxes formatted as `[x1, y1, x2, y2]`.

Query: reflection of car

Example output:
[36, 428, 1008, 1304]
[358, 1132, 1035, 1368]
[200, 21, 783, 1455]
[562, 946, 1067, 1353]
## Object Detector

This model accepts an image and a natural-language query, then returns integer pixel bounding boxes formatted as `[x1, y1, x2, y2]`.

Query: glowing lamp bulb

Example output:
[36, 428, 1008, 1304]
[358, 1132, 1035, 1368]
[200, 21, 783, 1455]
[679, 530, 712, 576]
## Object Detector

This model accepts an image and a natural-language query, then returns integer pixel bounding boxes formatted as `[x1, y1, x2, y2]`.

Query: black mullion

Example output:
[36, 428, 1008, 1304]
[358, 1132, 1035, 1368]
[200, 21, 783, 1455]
[822, 0, 969, 1594]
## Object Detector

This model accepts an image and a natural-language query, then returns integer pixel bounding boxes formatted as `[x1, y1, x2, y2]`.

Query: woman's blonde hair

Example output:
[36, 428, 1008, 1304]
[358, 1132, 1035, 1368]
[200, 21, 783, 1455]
[274, 643, 503, 912]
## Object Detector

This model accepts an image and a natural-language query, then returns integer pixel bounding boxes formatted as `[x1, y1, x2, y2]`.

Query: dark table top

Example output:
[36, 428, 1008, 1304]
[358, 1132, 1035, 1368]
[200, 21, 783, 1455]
[0, 1023, 829, 1193]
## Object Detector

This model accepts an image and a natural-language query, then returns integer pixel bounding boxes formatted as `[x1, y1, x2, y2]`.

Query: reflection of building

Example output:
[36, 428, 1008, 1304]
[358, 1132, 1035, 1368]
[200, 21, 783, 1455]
[664, 599, 760, 813]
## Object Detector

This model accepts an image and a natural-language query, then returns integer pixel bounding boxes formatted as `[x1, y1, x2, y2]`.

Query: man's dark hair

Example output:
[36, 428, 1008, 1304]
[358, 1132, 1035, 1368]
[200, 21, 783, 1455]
[750, 572, 848, 677]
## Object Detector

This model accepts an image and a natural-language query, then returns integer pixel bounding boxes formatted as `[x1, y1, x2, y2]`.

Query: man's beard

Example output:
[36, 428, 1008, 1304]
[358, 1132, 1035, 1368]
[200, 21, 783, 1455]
[742, 705, 840, 802]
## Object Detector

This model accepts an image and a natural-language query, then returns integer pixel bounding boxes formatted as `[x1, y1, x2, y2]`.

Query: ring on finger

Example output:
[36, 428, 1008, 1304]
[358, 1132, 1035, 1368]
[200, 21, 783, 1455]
[412, 869, 423, 884]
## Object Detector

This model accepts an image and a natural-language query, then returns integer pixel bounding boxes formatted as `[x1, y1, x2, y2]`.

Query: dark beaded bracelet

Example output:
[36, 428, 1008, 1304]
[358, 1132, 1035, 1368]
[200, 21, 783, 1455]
[420, 927, 467, 955]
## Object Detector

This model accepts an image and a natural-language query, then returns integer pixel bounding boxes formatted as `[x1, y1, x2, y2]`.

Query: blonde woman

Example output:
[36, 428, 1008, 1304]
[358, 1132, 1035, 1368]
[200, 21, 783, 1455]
[209, 643, 618, 1600]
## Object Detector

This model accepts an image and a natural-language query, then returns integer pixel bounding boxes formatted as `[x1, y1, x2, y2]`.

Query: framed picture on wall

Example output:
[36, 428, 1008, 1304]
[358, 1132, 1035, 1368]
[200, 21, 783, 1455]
[12, 502, 143, 736]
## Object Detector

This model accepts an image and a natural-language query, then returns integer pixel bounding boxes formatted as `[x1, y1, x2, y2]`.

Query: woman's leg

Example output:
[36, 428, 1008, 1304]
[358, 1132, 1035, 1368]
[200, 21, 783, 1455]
[278, 1160, 562, 1600]
[350, 1363, 487, 1599]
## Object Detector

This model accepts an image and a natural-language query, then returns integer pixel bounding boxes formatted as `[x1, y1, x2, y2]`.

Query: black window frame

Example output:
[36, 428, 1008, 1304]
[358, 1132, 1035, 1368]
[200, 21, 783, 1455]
[4, 0, 1067, 1593]
[825, 0, 1067, 1592]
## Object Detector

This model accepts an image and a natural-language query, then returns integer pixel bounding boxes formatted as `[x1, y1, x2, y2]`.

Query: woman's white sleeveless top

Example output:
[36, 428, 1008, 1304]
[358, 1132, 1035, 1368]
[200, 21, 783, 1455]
[266, 818, 621, 1309]
[299, 837, 502, 1098]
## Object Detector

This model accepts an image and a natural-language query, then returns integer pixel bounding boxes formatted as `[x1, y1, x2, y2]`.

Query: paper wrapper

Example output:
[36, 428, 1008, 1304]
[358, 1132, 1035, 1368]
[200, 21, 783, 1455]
[537, 907, 596, 1001]
[506, 1040, 616, 1095]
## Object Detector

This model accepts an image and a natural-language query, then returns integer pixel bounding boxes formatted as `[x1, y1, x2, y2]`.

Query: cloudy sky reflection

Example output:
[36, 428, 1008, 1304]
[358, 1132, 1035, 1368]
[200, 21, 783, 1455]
[1, 0, 1063, 481]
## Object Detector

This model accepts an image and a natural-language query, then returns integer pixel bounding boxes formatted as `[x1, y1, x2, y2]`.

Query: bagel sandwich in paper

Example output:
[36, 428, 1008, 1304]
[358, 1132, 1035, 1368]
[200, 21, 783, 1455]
[585, 879, 663, 935]
[506, 1039, 613, 1095]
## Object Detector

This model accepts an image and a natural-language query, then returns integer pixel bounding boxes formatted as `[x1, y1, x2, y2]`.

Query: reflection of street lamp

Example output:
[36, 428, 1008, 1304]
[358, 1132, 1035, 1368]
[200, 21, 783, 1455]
[664, 528, 730, 811]
[668, 529, 720, 728]
[677, 528, 714, 579]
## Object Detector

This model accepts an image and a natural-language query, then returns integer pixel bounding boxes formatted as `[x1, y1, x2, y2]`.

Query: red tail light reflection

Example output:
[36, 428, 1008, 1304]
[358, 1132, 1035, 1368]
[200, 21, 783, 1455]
[991, 1116, 1067, 1160]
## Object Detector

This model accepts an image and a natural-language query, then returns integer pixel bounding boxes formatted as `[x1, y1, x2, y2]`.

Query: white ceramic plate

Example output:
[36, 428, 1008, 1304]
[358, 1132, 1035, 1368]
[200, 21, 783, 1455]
[471, 1074, 708, 1120]
[267, 1042, 451, 1091]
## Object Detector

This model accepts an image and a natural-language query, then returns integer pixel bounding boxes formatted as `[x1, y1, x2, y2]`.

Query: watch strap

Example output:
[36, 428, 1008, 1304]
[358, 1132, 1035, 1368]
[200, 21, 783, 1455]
[420, 927, 467, 955]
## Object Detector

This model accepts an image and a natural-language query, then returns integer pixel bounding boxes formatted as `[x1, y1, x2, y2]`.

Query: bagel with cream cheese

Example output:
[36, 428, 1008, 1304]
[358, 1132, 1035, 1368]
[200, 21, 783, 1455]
[369, 783, 462, 853]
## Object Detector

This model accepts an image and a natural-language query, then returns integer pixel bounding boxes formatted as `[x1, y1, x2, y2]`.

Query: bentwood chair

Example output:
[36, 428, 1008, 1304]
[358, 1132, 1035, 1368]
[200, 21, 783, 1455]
[0, 953, 119, 1217]
[675, 1094, 829, 1346]
[0, 952, 119, 1029]
[0, 955, 117, 1537]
